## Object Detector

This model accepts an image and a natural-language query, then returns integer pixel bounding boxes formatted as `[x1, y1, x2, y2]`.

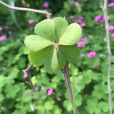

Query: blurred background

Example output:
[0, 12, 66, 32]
[0, 0, 114, 114]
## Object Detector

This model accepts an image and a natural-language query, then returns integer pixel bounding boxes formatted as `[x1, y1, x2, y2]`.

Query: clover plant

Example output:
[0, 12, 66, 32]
[24, 17, 82, 74]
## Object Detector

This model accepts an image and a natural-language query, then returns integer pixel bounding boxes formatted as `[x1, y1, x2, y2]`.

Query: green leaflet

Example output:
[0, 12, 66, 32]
[57, 49, 66, 69]
[53, 17, 68, 42]
[34, 19, 55, 42]
[59, 23, 82, 45]
[44, 47, 59, 74]
[24, 35, 53, 51]
[24, 17, 81, 74]
[59, 45, 80, 65]
[28, 46, 53, 67]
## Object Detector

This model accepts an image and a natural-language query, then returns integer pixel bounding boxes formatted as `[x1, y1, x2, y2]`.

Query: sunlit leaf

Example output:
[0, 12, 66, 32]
[24, 35, 53, 51]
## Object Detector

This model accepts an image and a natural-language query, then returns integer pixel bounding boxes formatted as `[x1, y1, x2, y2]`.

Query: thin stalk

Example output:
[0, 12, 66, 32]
[23, 64, 37, 93]
[103, 0, 112, 114]
[61, 62, 79, 114]
[0, 1, 51, 19]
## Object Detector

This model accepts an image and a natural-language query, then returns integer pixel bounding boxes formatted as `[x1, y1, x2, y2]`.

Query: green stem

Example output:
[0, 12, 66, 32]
[61, 63, 79, 114]
[8, 0, 22, 31]
[71, 63, 76, 114]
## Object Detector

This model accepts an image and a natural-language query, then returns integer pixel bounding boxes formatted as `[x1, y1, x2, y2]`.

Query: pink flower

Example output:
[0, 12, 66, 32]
[101, 16, 110, 22]
[28, 19, 35, 24]
[108, 3, 114, 7]
[50, 17, 53, 20]
[80, 23, 86, 27]
[81, 37, 87, 42]
[47, 88, 53, 96]
[83, 0, 88, 2]
[95, 15, 101, 21]
[23, 2, 27, 6]
[0, 36, 6, 41]
[43, 3, 49, 8]
[79, 16, 84, 20]
[76, 19, 82, 23]
[70, 15, 75, 19]
[23, 72, 28, 78]
[8, 31, 13, 35]
[77, 42, 84, 47]
[107, 16, 110, 20]
[108, 25, 114, 31]
[0, 27, 3, 31]
[87, 51, 96, 58]
[111, 33, 114, 37]
[73, 1, 78, 6]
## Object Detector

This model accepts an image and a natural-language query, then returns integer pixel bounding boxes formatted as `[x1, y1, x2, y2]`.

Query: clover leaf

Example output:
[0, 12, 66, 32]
[24, 17, 82, 74]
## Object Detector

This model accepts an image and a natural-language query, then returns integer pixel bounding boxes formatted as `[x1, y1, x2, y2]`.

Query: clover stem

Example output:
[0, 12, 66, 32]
[61, 62, 79, 114]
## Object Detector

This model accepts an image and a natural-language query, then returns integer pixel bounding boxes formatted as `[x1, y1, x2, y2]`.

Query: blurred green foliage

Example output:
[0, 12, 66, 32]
[0, 0, 114, 114]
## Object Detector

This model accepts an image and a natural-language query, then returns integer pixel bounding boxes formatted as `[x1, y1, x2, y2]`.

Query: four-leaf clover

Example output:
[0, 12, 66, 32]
[24, 17, 82, 74]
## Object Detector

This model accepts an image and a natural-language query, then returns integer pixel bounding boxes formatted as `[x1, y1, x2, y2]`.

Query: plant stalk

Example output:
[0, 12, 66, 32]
[0, 0, 51, 18]
[103, 0, 112, 114]
[61, 62, 79, 114]
[23, 64, 37, 93]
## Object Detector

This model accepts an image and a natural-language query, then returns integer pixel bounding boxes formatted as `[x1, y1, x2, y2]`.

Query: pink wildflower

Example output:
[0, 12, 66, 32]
[0, 27, 3, 31]
[47, 88, 53, 96]
[108, 3, 114, 7]
[111, 33, 114, 37]
[107, 16, 110, 20]
[73, 1, 78, 6]
[70, 15, 75, 19]
[43, 3, 49, 8]
[83, 0, 87, 1]
[28, 19, 35, 24]
[77, 42, 84, 47]
[50, 17, 53, 20]
[79, 16, 84, 20]
[80, 23, 86, 27]
[23, 2, 27, 6]
[87, 51, 96, 58]
[101, 16, 110, 22]
[108, 25, 114, 31]
[81, 37, 87, 42]
[0, 36, 6, 41]
[23, 72, 28, 78]
[95, 15, 101, 21]
[8, 31, 13, 35]
[76, 19, 82, 23]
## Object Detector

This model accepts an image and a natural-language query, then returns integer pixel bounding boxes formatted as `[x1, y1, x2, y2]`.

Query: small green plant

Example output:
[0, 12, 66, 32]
[24, 17, 82, 113]
[24, 17, 82, 74]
